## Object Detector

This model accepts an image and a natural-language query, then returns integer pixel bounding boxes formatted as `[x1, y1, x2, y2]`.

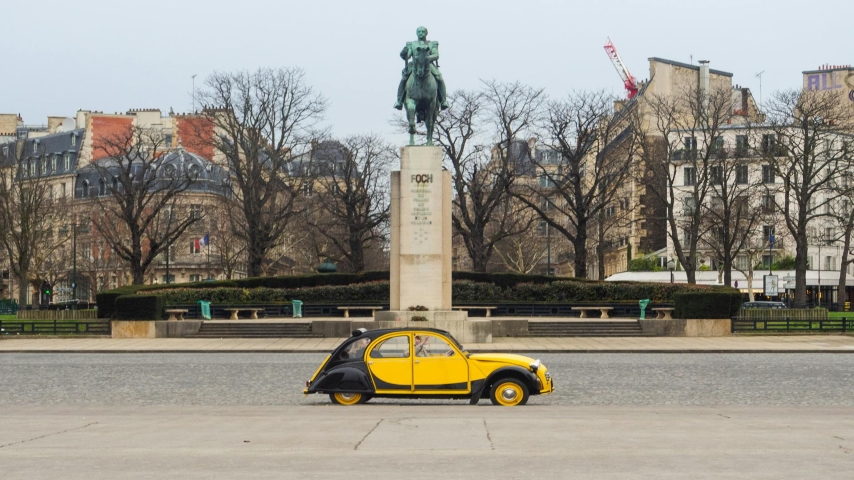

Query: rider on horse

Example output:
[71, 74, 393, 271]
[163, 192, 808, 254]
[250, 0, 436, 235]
[394, 26, 449, 111]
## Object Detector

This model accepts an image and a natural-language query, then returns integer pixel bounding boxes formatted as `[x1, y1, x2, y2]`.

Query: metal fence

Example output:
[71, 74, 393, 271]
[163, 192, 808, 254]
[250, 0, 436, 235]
[0, 320, 111, 336]
[732, 317, 853, 333]
[16, 309, 99, 320]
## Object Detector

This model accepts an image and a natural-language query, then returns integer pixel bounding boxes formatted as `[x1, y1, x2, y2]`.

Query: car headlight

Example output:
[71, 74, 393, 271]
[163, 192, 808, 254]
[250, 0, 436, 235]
[530, 359, 541, 373]
[545, 372, 551, 382]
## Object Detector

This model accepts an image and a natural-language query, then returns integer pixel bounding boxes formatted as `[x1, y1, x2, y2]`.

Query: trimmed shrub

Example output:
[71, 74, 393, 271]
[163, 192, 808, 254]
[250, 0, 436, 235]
[95, 286, 149, 318]
[673, 291, 743, 319]
[114, 295, 165, 320]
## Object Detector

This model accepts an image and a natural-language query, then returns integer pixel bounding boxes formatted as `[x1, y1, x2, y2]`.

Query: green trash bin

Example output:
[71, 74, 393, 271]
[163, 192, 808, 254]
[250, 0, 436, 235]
[197, 300, 211, 320]
[638, 299, 651, 320]
[292, 300, 303, 318]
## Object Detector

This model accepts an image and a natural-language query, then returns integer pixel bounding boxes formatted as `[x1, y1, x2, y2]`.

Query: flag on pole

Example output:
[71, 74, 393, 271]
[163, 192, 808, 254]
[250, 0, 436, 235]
[199, 234, 209, 248]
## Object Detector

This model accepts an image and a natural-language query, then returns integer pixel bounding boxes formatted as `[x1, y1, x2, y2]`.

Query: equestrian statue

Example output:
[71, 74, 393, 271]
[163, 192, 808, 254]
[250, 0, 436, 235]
[394, 26, 448, 146]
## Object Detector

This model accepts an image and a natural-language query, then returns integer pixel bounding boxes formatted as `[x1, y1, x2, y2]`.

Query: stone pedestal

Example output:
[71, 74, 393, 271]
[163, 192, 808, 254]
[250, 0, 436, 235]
[376, 146, 468, 327]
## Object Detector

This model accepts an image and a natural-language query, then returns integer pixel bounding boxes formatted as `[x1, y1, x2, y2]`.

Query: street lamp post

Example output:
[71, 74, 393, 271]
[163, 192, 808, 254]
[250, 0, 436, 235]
[546, 223, 551, 276]
[667, 259, 675, 284]
[71, 222, 77, 305]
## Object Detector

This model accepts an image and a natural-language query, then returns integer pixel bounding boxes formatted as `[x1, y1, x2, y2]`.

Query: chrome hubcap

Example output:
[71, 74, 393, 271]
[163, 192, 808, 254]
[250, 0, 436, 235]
[501, 388, 518, 401]
[340, 393, 356, 400]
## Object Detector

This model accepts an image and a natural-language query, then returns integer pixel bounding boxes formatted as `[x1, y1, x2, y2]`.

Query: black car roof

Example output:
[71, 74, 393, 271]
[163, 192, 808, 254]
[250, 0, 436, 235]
[352, 327, 452, 339]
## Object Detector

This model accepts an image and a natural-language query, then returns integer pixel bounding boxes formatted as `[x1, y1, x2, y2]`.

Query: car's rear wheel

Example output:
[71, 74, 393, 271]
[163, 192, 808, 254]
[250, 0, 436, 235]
[490, 379, 529, 406]
[329, 392, 367, 405]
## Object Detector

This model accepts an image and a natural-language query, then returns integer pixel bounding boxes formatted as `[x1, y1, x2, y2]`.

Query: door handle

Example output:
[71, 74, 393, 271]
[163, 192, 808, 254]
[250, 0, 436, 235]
[414, 360, 420, 364]
[368, 361, 373, 365]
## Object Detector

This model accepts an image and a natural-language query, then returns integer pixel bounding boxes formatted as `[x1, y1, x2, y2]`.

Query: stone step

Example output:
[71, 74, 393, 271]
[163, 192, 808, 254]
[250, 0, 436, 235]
[185, 322, 317, 338]
[526, 321, 647, 337]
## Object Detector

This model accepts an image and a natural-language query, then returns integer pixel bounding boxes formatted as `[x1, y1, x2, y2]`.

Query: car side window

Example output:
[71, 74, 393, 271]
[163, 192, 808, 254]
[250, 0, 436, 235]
[414, 335, 455, 357]
[340, 337, 370, 360]
[370, 336, 410, 358]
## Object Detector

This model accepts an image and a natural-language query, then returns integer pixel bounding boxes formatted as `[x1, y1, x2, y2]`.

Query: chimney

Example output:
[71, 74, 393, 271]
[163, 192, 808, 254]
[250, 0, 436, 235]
[699, 60, 710, 110]
[614, 100, 626, 112]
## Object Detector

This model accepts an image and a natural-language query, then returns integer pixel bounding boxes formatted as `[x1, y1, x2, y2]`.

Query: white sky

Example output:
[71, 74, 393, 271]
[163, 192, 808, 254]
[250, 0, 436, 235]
[4, 0, 852, 142]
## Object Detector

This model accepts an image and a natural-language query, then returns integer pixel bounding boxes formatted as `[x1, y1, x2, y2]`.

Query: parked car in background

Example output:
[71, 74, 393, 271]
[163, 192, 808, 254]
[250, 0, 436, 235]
[741, 301, 787, 309]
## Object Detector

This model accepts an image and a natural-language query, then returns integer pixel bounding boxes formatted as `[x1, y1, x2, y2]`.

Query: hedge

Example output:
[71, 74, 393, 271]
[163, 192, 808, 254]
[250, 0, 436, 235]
[97, 272, 739, 315]
[673, 292, 743, 319]
[114, 295, 165, 320]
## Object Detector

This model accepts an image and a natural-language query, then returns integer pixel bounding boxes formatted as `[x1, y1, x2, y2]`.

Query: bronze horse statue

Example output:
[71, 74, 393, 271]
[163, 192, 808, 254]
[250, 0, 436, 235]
[404, 46, 439, 146]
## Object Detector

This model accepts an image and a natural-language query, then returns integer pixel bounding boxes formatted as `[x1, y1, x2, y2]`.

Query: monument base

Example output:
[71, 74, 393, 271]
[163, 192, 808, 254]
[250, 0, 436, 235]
[368, 310, 491, 343]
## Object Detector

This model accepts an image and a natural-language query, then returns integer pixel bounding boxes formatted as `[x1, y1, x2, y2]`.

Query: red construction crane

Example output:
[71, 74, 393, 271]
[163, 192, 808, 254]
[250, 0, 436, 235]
[603, 38, 639, 99]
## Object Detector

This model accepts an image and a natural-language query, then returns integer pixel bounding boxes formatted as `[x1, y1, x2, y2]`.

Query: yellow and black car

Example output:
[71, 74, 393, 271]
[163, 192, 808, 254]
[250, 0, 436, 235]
[304, 327, 554, 406]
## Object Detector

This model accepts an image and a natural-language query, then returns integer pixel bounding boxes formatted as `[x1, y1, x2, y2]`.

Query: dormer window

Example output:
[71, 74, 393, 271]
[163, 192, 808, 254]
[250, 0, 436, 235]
[33, 141, 38, 154]
[98, 178, 107, 196]
[41, 159, 47, 175]
[70, 133, 76, 147]
[51, 156, 57, 173]
[82, 180, 90, 197]
[64, 154, 71, 171]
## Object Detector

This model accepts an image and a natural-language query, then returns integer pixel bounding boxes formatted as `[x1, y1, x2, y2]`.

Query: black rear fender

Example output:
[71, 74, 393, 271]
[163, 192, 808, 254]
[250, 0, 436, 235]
[308, 365, 374, 394]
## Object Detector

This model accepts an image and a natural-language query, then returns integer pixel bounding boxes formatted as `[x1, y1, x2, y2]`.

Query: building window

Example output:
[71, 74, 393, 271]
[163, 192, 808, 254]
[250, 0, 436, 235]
[710, 137, 724, 155]
[112, 177, 119, 191]
[736, 165, 748, 184]
[51, 156, 57, 172]
[41, 159, 47, 175]
[82, 180, 90, 197]
[538, 174, 555, 188]
[29, 160, 36, 177]
[710, 196, 723, 210]
[761, 134, 776, 154]
[736, 255, 749, 271]
[762, 165, 775, 184]
[683, 136, 697, 151]
[189, 274, 202, 282]
[71, 133, 76, 146]
[825, 256, 836, 271]
[98, 178, 107, 196]
[64, 154, 71, 171]
[191, 238, 202, 255]
[763, 226, 775, 244]
[683, 167, 696, 186]
[605, 205, 616, 218]
[536, 221, 548, 237]
[33, 141, 38, 154]
[190, 204, 202, 220]
[761, 195, 775, 213]
[710, 165, 723, 184]
[735, 135, 749, 156]
[161, 274, 175, 284]
[762, 254, 774, 268]
[683, 196, 697, 216]
[61, 183, 67, 198]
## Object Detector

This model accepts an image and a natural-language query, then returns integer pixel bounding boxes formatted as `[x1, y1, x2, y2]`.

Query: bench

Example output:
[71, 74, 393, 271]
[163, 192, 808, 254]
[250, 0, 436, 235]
[452, 306, 497, 317]
[571, 306, 614, 319]
[224, 308, 264, 320]
[165, 309, 189, 321]
[337, 306, 383, 318]
[651, 307, 675, 320]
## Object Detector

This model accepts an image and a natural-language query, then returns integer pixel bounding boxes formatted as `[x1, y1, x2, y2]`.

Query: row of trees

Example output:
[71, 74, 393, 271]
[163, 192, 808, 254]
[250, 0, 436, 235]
[2, 66, 852, 310]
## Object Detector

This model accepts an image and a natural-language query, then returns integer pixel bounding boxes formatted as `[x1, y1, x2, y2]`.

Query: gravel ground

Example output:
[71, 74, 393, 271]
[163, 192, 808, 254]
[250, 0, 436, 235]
[2, 352, 853, 406]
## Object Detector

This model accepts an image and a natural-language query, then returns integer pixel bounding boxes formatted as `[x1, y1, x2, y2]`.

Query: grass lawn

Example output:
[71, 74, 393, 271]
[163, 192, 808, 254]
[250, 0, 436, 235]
[827, 312, 854, 319]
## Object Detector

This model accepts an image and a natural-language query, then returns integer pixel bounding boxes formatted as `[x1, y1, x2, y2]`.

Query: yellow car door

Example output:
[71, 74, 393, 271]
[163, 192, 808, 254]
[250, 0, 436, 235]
[367, 334, 413, 393]
[412, 334, 469, 393]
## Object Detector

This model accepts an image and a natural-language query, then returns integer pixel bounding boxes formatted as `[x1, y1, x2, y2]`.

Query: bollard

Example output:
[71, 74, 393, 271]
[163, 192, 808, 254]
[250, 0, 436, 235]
[639, 298, 651, 320]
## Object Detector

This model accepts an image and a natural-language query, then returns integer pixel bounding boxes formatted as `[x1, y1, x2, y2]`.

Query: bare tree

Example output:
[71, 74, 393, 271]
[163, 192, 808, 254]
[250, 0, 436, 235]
[431, 89, 535, 272]
[207, 197, 247, 279]
[698, 138, 764, 287]
[631, 84, 735, 284]
[761, 89, 854, 306]
[196, 67, 328, 277]
[87, 126, 200, 284]
[511, 90, 634, 278]
[0, 142, 69, 305]
[307, 136, 393, 273]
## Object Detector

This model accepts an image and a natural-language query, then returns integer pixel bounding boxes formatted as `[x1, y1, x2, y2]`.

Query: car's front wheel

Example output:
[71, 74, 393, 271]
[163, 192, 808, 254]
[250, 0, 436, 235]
[329, 392, 367, 405]
[490, 379, 529, 406]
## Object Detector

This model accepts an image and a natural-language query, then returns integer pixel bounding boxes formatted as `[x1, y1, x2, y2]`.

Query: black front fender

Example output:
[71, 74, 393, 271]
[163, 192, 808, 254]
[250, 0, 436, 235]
[483, 366, 539, 395]
[307, 364, 375, 394]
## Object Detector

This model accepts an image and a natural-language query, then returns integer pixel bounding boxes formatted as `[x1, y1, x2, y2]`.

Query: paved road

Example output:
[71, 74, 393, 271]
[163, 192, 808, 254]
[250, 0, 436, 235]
[3, 354, 853, 479]
[2, 353, 853, 406]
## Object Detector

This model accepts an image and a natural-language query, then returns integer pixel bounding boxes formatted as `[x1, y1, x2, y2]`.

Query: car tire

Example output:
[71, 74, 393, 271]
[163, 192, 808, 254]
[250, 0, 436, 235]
[329, 392, 367, 405]
[490, 378, 529, 406]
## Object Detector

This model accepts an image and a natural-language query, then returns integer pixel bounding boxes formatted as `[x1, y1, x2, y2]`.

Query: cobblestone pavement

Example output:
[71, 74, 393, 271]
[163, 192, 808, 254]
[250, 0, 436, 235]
[2, 353, 853, 407]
